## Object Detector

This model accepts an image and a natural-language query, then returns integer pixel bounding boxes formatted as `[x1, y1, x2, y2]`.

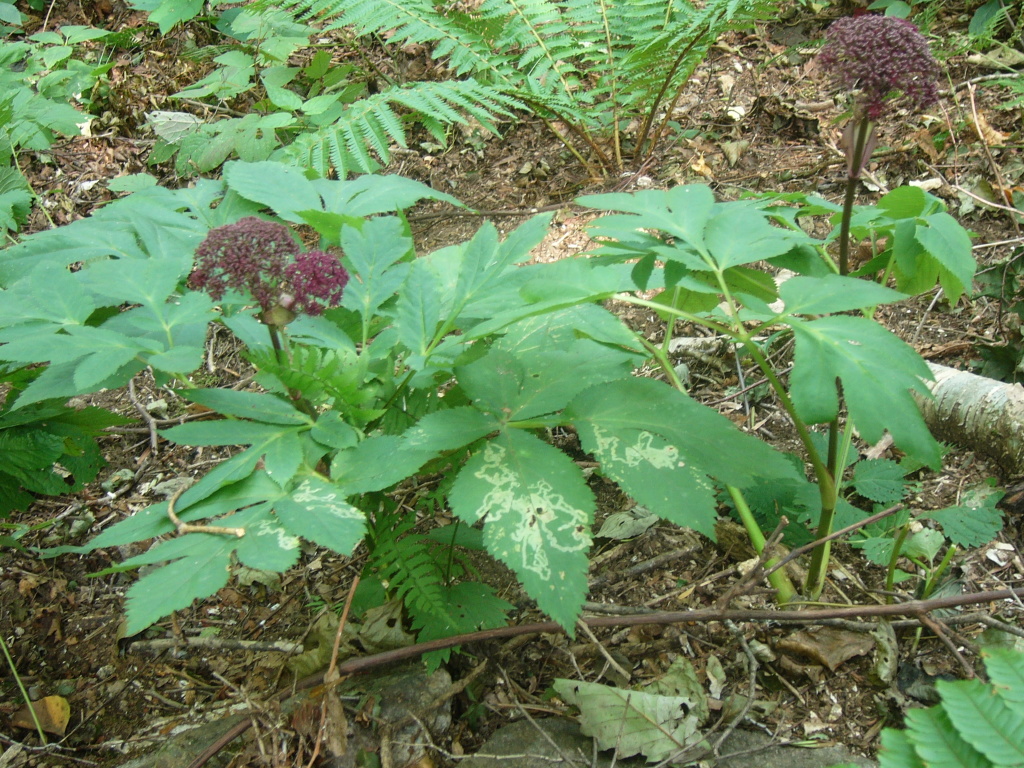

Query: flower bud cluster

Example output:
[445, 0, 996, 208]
[819, 15, 939, 120]
[190, 217, 349, 321]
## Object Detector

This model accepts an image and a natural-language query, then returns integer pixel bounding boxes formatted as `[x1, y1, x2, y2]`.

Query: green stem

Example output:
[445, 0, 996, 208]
[921, 545, 957, 600]
[885, 523, 910, 603]
[267, 324, 317, 420]
[0, 634, 46, 745]
[838, 117, 875, 277]
[727, 486, 796, 603]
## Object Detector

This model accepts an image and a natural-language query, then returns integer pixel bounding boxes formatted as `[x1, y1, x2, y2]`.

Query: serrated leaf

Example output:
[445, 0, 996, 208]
[162, 420, 298, 447]
[274, 476, 365, 555]
[936, 677, 1024, 766]
[449, 430, 594, 631]
[552, 679, 705, 761]
[123, 534, 234, 635]
[566, 378, 797, 539]
[182, 389, 312, 425]
[852, 459, 907, 504]
[789, 315, 940, 468]
[403, 407, 498, 452]
[915, 212, 975, 305]
[223, 160, 321, 222]
[779, 275, 906, 316]
[339, 216, 411, 325]
[330, 435, 435, 494]
[983, 647, 1024, 706]
[925, 484, 1003, 548]
[904, 705, 989, 768]
[145, 110, 203, 143]
[879, 728, 926, 768]
[395, 258, 442, 359]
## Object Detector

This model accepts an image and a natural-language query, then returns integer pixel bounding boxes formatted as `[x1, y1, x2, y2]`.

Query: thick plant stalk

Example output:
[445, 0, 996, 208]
[915, 362, 1024, 474]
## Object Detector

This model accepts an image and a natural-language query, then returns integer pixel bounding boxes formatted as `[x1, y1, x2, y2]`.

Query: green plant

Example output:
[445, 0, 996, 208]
[0, 23, 113, 233]
[875, 646, 1024, 768]
[138, 0, 775, 178]
[0, 366, 127, 519]
[974, 246, 1024, 382]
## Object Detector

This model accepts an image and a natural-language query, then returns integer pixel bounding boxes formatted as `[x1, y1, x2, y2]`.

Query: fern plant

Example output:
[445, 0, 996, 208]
[266, 0, 774, 176]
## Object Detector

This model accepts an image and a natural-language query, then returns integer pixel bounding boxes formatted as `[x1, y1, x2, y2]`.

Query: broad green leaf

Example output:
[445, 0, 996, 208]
[916, 212, 975, 304]
[233, 504, 302, 573]
[223, 160, 321, 221]
[789, 316, 940, 468]
[330, 435, 436, 494]
[143, 0, 204, 33]
[309, 411, 359, 450]
[852, 459, 907, 504]
[81, 471, 283, 550]
[274, 475, 365, 554]
[983, 647, 1024, 705]
[581, 185, 717, 253]
[183, 389, 312, 425]
[123, 536, 233, 634]
[878, 728, 926, 768]
[926, 483, 1003, 549]
[567, 378, 798, 538]
[262, 429, 306, 483]
[68, 327, 156, 391]
[162, 420, 299, 447]
[937, 677, 1024, 766]
[779, 275, 906, 316]
[552, 679, 705, 761]
[146, 346, 205, 375]
[704, 199, 801, 269]
[403, 407, 498, 452]
[449, 430, 594, 631]
[339, 216, 411, 324]
[8, 267, 95, 325]
[904, 706, 988, 768]
[318, 173, 461, 217]
[395, 258, 442, 359]
[80, 256, 188, 306]
[455, 349, 526, 420]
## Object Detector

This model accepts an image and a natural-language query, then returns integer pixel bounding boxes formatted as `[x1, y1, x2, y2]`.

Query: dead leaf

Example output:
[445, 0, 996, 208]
[969, 112, 1007, 145]
[775, 627, 874, 671]
[11, 695, 71, 736]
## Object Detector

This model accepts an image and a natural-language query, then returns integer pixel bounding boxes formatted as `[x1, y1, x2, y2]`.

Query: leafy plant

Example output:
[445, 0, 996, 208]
[139, 0, 775, 178]
[0, 23, 113, 233]
[974, 246, 1024, 382]
[0, 366, 127, 519]
[874, 646, 1024, 768]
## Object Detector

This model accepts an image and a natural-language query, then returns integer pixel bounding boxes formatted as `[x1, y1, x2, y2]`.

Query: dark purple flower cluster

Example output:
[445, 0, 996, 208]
[190, 217, 297, 311]
[819, 15, 939, 120]
[190, 217, 349, 321]
[283, 250, 349, 316]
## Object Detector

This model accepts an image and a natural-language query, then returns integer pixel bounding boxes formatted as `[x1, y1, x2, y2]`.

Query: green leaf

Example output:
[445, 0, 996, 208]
[339, 216, 411, 325]
[395, 258, 442, 359]
[983, 647, 1024, 705]
[903, 705, 989, 768]
[878, 728, 926, 768]
[937, 677, 1024, 766]
[915, 212, 975, 305]
[182, 389, 312, 425]
[779, 275, 906, 316]
[274, 475, 365, 555]
[142, 0, 204, 33]
[331, 435, 436, 495]
[852, 459, 907, 504]
[789, 316, 940, 468]
[552, 679, 705, 761]
[123, 535, 233, 634]
[162, 420, 299, 447]
[566, 378, 798, 538]
[309, 411, 359, 450]
[925, 483, 1003, 549]
[222, 160, 321, 222]
[403, 407, 498, 452]
[449, 430, 594, 631]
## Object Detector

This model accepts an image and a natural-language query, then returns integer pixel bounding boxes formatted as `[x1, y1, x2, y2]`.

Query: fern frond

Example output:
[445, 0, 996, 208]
[286, 80, 522, 177]
[368, 516, 450, 621]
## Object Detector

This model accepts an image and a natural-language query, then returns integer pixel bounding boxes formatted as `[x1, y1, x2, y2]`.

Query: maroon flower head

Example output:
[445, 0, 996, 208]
[190, 217, 299, 311]
[819, 15, 940, 120]
[283, 250, 349, 316]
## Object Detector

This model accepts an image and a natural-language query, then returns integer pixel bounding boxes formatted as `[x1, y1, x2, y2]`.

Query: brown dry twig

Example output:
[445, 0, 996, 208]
[165, 485, 245, 538]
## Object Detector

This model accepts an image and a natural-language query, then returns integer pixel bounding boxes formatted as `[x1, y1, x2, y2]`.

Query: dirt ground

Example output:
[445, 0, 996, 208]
[2, 1, 1024, 766]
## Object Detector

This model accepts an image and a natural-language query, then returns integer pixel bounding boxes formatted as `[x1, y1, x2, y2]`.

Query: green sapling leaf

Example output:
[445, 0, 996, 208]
[852, 459, 908, 504]
[274, 475, 365, 555]
[925, 483, 1003, 549]
[449, 430, 594, 631]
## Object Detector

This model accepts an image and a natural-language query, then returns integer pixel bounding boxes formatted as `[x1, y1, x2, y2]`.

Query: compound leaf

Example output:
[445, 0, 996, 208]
[449, 430, 594, 631]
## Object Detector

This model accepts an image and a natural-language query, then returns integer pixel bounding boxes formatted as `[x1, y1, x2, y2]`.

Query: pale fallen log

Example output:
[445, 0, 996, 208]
[915, 362, 1024, 475]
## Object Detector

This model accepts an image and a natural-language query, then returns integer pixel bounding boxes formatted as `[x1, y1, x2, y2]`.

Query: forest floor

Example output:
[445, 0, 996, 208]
[2, 1, 1024, 767]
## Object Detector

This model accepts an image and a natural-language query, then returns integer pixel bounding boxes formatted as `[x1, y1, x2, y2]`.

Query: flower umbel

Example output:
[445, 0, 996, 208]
[819, 15, 939, 120]
[190, 217, 298, 312]
[283, 250, 350, 316]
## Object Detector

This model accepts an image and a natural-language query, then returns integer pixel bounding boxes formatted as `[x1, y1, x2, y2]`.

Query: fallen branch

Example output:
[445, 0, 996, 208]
[185, 585, 1024, 768]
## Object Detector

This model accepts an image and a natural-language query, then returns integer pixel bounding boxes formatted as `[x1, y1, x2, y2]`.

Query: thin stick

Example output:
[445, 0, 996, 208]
[166, 486, 245, 538]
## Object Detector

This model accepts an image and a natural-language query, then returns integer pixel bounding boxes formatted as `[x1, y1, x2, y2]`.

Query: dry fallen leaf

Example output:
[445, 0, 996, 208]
[11, 695, 71, 736]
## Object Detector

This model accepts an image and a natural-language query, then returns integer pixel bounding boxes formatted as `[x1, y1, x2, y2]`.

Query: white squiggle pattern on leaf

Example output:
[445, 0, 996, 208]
[473, 442, 590, 582]
[591, 426, 684, 470]
[252, 520, 301, 550]
[291, 479, 363, 518]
